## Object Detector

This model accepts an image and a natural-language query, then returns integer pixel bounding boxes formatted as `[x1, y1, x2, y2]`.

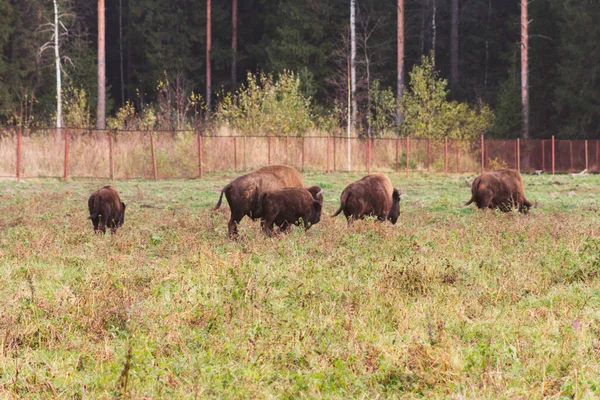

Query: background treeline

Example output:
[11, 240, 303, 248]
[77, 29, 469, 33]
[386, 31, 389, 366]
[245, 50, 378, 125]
[1, 0, 599, 139]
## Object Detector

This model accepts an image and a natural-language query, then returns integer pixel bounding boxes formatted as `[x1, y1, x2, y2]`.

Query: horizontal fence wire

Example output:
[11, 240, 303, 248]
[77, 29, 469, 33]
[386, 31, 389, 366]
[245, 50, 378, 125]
[0, 127, 596, 180]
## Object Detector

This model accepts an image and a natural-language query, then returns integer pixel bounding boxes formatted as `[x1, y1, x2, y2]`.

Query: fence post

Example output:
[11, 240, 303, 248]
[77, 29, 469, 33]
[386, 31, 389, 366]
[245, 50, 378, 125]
[480, 135, 484, 173]
[596, 140, 599, 172]
[285, 136, 289, 166]
[395, 137, 399, 172]
[569, 140, 573, 172]
[16, 127, 22, 182]
[150, 131, 157, 180]
[333, 136, 336, 171]
[197, 130, 203, 178]
[542, 140, 545, 171]
[552, 135, 555, 175]
[233, 137, 237, 171]
[405, 137, 409, 178]
[427, 138, 430, 172]
[64, 128, 69, 180]
[365, 138, 370, 173]
[514, 139, 518, 169]
[585, 139, 588, 172]
[326, 135, 331, 173]
[268, 136, 271, 165]
[517, 138, 520, 172]
[302, 137, 305, 172]
[455, 140, 459, 173]
[109, 130, 114, 180]
[444, 137, 448, 174]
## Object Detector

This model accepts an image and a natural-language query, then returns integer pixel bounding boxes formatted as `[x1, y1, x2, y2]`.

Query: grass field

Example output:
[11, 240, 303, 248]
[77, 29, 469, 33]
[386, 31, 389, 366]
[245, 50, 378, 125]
[1, 171, 600, 398]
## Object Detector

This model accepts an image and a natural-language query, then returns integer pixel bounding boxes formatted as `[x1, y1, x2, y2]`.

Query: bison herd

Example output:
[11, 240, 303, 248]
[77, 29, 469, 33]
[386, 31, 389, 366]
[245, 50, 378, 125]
[87, 166, 532, 237]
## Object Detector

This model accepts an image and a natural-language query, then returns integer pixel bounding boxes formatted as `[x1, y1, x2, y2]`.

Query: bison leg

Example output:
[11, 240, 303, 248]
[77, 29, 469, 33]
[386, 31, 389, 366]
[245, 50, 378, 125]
[98, 217, 107, 234]
[91, 216, 101, 233]
[261, 219, 275, 237]
[228, 212, 244, 239]
[279, 221, 292, 234]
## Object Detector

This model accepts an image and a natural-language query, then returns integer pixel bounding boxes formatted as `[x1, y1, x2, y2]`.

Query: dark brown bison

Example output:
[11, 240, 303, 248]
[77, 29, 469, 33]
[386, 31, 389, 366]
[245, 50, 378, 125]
[214, 165, 305, 238]
[258, 187, 324, 236]
[465, 169, 532, 212]
[88, 186, 126, 234]
[332, 173, 401, 224]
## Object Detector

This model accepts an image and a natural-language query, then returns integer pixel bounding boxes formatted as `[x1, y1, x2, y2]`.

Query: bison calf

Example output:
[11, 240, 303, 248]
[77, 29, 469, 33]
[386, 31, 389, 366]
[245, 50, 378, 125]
[465, 169, 532, 212]
[258, 187, 324, 236]
[88, 186, 126, 234]
[333, 173, 401, 224]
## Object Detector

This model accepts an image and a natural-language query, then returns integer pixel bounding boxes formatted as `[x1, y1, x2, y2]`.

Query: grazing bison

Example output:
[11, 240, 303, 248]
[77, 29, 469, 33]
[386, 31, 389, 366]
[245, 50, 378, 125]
[258, 187, 324, 236]
[465, 169, 532, 212]
[88, 186, 126, 234]
[214, 165, 305, 238]
[332, 173, 401, 224]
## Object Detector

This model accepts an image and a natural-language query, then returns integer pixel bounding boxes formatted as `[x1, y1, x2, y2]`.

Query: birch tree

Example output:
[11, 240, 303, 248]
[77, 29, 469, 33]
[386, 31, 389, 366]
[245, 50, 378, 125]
[521, 0, 529, 138]
[97, 0, 106, 129]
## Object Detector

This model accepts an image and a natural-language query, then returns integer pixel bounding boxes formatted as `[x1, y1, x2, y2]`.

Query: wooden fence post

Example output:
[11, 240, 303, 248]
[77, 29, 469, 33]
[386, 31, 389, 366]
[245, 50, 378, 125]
[444, 137, 448, 174]
[150, 131, 157, 180]
[405, 137, 409, 178]
[267, 136, 271, 165]
[233, 137, 237, 171]
[64, 128, 69, 180]
[426, 139, 430, 172]
[542, 140, 545, 171]
[333, 136, 336, 171]
[16, 127, 22, 182]
[569, 140, 573, 172]
[552, 135, 555, 175]
[302, 137, 305, 172]
[585, 139, 588, 172]
[326, 135, 331, 173]
[596, 140, 599, 172]
[197, 130, 203, 178]
[517, 138, 520, 172]
[480, 135, 484, 173]
[455, 140, 459, 173]
[514, 139, 518, 169]
[395, 137, 399, 172]
[109, 130, 114, 180]
[285, 136, 289, 166]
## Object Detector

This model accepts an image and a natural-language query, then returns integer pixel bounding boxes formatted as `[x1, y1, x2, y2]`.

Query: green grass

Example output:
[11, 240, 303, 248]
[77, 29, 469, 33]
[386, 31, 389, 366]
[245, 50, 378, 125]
[2, 172, 600, 398]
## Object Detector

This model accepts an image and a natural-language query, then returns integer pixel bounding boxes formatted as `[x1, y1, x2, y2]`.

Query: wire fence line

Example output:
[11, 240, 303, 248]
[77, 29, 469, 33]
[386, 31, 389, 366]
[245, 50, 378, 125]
[0, 127, 597, 180]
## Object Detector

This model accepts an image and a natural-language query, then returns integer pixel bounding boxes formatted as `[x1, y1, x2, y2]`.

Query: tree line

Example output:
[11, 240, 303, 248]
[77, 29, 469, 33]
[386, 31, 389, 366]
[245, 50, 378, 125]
[1, 0, 599, 139]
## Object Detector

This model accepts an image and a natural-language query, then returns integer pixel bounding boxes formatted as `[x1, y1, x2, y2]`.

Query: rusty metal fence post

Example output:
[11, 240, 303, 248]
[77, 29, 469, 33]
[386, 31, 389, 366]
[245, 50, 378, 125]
[480, 135, 484, 173]
[517, 138, 520, 172]
[302, 137, 305, 172]
[109, 130, 114, 180]
[426, 139, 430, 172]
[285, 136, 289, 166]
[395, 137, 399, 172]
[150, 131, 157, 180]
[552, 135, 555, 175]
[197, 130, 203, 178]
[326, 135, 331, 173]
[233, 137, 237, 171]
[16, 127, 22, 182]
[365, 138, 370, 173]
[542, 140, 545, 171]
[333, 136, 336, 171]
[444, 137, 448, 174]
[405, 137, 409, 178]
[585, 139, 588, 171]
[569, 140, 573, 172]
[64, 128, 69, 180]
[267, 136, 271, 165]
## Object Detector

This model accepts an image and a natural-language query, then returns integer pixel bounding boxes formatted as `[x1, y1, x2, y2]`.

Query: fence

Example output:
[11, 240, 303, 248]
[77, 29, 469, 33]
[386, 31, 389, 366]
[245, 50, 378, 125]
[0, 127, 597, 180]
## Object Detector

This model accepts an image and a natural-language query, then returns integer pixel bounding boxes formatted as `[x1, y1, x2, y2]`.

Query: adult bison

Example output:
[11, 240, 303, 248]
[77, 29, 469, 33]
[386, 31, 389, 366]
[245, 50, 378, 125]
[258, 186, 324, 236]
[465, 169, 532, 212]
[214, 165, 305, 238]
[332, 173, 401, 224]
[88, 186, 126, 234]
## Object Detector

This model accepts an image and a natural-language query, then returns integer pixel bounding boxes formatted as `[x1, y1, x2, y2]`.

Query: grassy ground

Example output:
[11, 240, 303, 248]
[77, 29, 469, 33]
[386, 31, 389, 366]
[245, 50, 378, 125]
[1, 171, 600, 398]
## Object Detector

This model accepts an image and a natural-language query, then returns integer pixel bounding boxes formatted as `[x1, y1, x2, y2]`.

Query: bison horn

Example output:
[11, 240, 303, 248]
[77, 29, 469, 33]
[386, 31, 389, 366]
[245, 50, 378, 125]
[316, 189, 324, 201]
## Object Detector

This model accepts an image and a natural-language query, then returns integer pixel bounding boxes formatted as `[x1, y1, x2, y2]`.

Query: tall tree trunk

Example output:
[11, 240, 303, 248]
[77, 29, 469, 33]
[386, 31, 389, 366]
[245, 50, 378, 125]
[119, 0, 124, 106]
[431, 0, 436, 67]
[206, 0, 212, 116]
[450, 0, 459, 92]
[97, 0, 106, 130]
[350, 0, 357, 132]
[53, 0, 62, 128]
[231, 0, 237, 87]
[521, 0, 529, 138]
[397, 0, 404, 125]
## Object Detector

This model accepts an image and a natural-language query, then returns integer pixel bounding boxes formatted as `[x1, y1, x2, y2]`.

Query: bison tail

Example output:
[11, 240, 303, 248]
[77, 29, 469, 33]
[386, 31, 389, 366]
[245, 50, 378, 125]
[332, 191, 350, 217]
[464, 198, 474, 207]
[214, 184, 230, 210]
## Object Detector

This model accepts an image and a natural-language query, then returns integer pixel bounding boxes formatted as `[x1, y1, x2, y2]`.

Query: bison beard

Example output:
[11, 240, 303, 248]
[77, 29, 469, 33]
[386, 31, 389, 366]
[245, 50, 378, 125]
[332, 173, 401, 224]
[258, 187, 324, 236]
[214, 165, 306, 238]
[88, 186, 126, 234]
[465, 169, 533, 213]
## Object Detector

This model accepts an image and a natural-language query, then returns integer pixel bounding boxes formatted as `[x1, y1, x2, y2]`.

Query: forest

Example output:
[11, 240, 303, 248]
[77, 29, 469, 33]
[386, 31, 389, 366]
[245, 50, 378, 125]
[1, 0, 599, 139]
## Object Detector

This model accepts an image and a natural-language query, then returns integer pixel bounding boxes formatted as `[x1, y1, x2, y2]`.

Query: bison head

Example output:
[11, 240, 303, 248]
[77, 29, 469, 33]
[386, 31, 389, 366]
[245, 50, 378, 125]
[120, 202, 126, 226]
[387, 189, 401, 224]
[309, 199, 323, 226]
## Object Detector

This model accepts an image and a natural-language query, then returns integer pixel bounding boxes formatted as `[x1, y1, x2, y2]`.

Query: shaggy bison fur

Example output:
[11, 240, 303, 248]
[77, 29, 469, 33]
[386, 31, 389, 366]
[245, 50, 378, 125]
[88, 186, 126, 234]
[332, 173, 401, 224]
[214, 165, 305, 238]
[258, 187, 324, 236]
[465, 169, 532, 212]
